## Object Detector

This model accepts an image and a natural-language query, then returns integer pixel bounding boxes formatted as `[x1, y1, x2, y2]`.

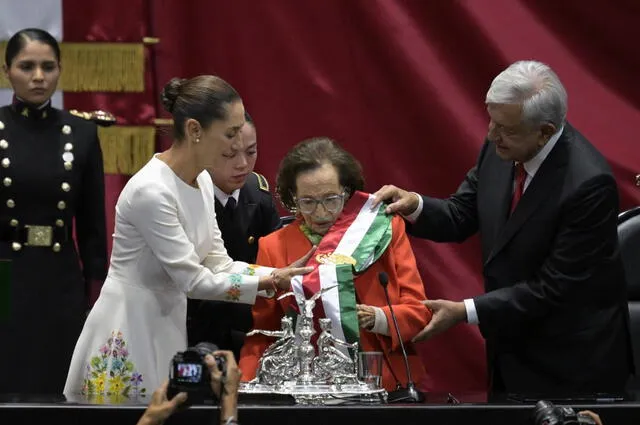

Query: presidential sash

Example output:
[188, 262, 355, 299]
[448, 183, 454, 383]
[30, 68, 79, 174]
[291, 191, 392, 347]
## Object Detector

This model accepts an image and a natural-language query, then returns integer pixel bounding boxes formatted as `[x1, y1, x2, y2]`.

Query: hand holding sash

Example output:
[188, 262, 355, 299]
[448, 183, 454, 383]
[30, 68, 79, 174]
[371, 185, 420, 216]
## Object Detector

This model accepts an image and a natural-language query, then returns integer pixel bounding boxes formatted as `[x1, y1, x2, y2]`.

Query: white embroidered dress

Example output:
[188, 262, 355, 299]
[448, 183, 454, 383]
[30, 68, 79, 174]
[64, 156, 272, 400]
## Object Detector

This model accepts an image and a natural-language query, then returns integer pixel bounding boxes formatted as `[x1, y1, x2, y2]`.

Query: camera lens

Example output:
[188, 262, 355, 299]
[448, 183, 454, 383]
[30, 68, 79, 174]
[193, 342, 226, 375]
[194, 342, 219, 356]
[533, 400, 561, 425]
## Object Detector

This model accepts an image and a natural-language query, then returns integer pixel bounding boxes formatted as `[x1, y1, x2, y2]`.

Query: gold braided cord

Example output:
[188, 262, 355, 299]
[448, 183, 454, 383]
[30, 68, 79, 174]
[98, 126, 155, 175]
[0, 42, 144, 92]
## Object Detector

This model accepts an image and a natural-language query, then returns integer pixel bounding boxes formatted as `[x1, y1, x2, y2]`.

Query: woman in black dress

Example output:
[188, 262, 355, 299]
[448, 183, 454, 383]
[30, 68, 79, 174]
[0, 28, 108, 395]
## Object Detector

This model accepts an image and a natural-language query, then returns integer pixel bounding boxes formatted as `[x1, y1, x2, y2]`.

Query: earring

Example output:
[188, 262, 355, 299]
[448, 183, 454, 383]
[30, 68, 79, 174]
[195, 137, 200, 144]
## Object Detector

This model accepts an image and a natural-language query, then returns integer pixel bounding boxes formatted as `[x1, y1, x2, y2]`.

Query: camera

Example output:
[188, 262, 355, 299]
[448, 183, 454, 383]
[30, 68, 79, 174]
[167, 342, 226, 402]
[532, 400, 597, 425]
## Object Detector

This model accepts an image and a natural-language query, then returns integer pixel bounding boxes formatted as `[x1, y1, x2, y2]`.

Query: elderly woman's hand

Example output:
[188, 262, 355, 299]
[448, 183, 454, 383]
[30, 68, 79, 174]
[357, 304, 376, 330]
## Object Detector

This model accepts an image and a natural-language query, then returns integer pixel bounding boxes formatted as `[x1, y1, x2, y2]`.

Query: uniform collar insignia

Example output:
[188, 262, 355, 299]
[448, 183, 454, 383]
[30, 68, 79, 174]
[12, 97, 52, 121]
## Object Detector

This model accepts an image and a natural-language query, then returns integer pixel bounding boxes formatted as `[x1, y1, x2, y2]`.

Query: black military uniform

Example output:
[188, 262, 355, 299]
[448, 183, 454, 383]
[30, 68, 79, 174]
[0, 100, 108, 395]
[187, 172, 281, 359]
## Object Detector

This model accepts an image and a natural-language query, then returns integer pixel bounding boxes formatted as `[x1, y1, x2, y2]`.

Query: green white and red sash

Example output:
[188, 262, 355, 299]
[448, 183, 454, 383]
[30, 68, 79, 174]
[290, 191, 392, 348]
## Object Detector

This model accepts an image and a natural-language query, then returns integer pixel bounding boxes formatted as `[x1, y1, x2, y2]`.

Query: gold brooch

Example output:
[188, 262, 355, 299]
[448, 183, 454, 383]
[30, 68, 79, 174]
[315, 252, 356, 265]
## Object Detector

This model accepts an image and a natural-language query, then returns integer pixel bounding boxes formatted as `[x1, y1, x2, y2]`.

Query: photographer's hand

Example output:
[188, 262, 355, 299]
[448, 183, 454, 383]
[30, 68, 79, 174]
[578, 410, 603, 425]
[206, 350, 241, 425]
[136, 380, 187, 425]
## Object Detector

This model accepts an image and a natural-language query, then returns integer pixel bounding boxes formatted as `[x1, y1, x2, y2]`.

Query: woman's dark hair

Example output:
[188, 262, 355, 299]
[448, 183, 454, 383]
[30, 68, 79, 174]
[160, 75, 241, 140]
[5, 28, 61, 66]
[276, 137, 365, 211]
[244, 111, 254, 126]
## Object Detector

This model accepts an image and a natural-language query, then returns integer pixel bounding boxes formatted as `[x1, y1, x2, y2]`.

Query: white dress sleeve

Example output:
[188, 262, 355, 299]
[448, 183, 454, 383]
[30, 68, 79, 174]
[125, 183, 272, 304]
[202, 213, 276, 299]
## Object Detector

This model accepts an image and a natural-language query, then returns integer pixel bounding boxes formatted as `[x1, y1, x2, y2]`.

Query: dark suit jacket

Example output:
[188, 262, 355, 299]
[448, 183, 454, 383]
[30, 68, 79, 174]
[214, 172, 282, 264]
[409, 123, 633, 394]
[187, 172, 281, 359]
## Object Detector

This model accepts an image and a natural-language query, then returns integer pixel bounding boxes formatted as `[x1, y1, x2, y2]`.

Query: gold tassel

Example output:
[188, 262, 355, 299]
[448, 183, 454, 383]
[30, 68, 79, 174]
[0, 42, 144, 92]
[98, 126, 156, 175]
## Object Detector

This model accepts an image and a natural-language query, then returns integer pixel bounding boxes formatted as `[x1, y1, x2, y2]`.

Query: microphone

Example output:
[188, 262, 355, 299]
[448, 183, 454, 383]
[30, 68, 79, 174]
[378, 272, 425, 403]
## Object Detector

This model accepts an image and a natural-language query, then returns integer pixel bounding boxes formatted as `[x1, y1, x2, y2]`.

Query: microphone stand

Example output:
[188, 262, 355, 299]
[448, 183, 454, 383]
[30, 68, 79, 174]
[379, 273, 425, 403]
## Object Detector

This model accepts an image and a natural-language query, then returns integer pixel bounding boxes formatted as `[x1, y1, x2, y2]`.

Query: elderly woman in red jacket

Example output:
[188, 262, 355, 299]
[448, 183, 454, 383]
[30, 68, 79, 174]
[239, 137, 431, 391]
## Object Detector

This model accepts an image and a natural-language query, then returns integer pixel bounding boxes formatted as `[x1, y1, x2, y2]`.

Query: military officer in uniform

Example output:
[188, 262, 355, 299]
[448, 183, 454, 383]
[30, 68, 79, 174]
[0, 28, 108, 395]
[187, 112, 281, 359]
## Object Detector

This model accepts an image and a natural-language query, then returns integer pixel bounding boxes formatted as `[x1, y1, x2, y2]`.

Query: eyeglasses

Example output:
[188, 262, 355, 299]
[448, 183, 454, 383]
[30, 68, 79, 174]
[294, 191, 347, 214]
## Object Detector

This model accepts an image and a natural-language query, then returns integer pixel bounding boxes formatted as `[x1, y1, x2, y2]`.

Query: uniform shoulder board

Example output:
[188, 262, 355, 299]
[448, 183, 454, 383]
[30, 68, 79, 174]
[252, 172, 270, 192]
[69, 109, 117, 127]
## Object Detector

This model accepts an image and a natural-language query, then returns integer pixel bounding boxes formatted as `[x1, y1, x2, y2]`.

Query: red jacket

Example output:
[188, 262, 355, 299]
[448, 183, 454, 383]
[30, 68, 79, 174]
[239, 215, 432, 391]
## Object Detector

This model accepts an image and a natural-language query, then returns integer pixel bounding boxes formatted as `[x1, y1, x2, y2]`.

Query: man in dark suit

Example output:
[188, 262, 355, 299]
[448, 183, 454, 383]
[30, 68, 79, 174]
[187, 112, 281, 360]
[373, 60, 632, 394]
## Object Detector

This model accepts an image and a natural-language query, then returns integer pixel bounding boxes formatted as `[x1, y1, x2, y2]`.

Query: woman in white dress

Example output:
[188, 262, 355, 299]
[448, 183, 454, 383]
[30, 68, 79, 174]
[64, 75, 313, 402]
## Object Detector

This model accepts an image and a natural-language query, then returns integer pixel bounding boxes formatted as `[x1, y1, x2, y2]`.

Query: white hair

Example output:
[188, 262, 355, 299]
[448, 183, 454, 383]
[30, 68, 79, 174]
[485, 60, 567, 128]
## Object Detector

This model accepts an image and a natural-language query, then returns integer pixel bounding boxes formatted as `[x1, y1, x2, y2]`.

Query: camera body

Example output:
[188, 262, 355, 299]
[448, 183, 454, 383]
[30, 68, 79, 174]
[167, 342, 226, 402]
[532, 400, 597, 425]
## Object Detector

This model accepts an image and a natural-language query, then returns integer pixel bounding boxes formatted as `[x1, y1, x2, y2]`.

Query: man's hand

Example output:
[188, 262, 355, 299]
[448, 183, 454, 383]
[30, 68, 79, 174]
[411, 300, 467, 343]
[371, 185, 419, 216]
[356, 304, 376, 329]
[136, 380, 187, 425]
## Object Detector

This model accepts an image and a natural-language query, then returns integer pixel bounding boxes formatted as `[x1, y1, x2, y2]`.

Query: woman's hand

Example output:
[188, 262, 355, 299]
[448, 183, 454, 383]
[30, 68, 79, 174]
[262, 246, 316, 291]
[357, 304, 376, 330]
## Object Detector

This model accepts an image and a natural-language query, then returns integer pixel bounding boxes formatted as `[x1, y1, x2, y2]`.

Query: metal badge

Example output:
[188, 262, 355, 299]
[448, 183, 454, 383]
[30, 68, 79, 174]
[24, 225, 53, 247]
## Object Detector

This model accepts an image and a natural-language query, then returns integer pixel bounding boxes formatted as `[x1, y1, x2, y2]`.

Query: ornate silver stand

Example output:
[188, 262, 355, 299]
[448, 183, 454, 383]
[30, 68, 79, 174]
[240, 286, 387, 405]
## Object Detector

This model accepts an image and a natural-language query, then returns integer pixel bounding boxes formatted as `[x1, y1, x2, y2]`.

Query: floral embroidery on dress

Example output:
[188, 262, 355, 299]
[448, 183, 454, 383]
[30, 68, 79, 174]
[243, 264, 261, 276]
[225, 274, 243, 301]
[81, 330, 146, 402]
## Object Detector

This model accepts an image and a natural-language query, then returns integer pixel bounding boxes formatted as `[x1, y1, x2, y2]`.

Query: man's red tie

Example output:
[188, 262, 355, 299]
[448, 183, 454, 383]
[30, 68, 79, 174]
[510, 162, 526, 213]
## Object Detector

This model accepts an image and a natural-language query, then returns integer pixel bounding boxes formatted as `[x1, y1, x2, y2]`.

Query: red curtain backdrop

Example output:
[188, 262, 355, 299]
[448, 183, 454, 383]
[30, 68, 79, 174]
[62, 0, 156, 258]
[62, 0, 640, 392]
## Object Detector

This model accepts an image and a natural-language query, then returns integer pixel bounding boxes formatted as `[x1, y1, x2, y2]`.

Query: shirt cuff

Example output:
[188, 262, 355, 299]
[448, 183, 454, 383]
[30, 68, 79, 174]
[370, 306, 391, 336]
[402, 193, 423, 223]
[242, 264, 275, 277]
[464, 298, 479, 324]
[235, 275, 260, 305]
